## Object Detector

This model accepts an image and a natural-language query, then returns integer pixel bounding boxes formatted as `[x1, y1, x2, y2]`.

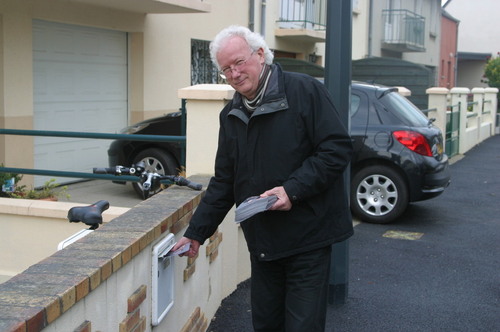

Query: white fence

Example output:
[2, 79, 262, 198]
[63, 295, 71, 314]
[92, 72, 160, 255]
[427, 87, 498, 156]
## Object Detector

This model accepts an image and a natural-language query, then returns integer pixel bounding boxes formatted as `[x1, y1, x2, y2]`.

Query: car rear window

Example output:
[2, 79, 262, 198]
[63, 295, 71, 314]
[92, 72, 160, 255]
[350, 92, 369, 127]
[351, 94, 361, 116]
[380, 91, 429, 127]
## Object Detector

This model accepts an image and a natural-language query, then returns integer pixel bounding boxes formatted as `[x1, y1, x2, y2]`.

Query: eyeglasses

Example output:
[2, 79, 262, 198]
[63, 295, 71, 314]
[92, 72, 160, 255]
[219, 51, 255, 79]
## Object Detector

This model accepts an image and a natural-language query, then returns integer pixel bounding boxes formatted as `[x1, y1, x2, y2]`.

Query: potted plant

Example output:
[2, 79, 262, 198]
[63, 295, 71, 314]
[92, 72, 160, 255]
[0, 164, 23, 198]
[1, 167, 70, 201]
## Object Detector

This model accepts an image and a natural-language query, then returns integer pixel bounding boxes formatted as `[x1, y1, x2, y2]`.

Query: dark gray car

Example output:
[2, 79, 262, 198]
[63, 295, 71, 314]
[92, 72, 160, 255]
[108, 82, 450, 223]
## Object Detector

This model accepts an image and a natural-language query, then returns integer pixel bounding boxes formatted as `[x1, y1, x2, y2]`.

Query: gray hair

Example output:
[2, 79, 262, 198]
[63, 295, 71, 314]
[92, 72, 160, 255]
[209, 25, 274, 69]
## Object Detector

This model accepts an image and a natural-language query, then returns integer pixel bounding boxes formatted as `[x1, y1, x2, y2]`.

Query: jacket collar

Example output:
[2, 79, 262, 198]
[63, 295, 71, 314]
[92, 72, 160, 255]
[228, 64, 288, 124]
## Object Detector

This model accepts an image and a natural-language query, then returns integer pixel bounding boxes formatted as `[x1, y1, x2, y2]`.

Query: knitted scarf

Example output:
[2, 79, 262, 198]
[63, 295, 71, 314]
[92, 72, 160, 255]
[243, 64, 272, 111]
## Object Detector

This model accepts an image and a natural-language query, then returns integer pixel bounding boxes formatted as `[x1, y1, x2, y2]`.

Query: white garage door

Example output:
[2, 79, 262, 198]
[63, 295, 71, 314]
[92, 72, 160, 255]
[33, 20, 128, 187]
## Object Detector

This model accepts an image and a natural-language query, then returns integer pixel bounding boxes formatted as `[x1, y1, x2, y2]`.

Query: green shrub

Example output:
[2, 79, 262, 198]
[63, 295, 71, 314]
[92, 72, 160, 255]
[484, 53, 500, 89]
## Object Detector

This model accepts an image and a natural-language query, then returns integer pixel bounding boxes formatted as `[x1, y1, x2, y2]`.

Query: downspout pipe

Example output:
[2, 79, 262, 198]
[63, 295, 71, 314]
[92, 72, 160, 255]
[454, 20, 459, 87]
[249, 0, 255, 31]
[368, 0, 373, 57]
[260, 0, 266, 37]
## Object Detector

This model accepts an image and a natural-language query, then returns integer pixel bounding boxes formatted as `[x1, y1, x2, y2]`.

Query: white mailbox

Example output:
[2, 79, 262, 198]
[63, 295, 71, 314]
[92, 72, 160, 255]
[151, 233, 176, 326]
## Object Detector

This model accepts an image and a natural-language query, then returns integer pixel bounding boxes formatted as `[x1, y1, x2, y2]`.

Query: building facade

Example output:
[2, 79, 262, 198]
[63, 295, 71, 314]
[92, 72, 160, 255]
[1, 0, 447, 188]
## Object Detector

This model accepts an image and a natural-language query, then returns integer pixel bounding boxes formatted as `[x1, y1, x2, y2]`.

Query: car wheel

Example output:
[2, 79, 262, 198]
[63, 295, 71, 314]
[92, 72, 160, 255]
[132, 148, 179, 199]
[351, 165, 408, 224]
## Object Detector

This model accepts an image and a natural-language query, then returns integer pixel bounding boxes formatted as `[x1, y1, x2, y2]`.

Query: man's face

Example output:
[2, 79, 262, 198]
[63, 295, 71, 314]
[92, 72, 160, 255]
[217, 36, 264, 100]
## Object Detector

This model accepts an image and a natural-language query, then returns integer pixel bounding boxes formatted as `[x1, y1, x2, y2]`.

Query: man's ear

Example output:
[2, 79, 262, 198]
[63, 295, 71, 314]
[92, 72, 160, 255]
[257, 47, 265, 63]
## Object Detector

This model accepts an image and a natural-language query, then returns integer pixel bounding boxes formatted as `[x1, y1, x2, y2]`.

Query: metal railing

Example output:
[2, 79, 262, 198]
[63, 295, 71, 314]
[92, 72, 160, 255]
[421, 107, 436, 116]
[382, 9, 425, 52]
[482, 99, 492, 114]
[277, 0, 327, 31]
[446, 102, 460, 157]
[0, 130, 185, 182]
[0, 100, 187, 184]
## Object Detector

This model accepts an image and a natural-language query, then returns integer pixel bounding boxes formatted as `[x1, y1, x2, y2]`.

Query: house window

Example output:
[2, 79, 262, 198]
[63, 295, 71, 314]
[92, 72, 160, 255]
[191, 39, 222, 85]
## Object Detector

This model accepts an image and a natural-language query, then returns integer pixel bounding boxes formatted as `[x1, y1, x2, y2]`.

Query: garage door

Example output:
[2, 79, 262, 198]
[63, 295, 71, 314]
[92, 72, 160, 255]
[33, 20, 128, 187]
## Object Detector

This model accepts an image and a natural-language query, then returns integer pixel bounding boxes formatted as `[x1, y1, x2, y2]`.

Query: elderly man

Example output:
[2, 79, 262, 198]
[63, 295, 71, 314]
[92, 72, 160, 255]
[173, 25, 353, 331]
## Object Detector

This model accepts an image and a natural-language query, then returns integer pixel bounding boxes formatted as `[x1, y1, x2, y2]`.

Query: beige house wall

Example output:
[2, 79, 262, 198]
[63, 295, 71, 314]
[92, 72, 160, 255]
[140, 0, 248, 120]
[351, 0, 370, 60]
[1, 0, 332, 189]
[0, 1, 36, 184]
[0, 198, 129, 283]
[0, 0, 147, 188]
[0, 0, 208, 184]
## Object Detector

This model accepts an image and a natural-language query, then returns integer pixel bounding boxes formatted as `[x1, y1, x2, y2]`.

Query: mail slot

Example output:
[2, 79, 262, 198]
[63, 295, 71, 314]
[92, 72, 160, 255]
[151, 233, 175, 326]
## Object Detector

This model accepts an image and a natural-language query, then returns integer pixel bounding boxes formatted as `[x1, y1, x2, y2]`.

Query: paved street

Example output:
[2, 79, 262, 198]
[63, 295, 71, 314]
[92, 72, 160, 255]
[207, 135, 500, 332]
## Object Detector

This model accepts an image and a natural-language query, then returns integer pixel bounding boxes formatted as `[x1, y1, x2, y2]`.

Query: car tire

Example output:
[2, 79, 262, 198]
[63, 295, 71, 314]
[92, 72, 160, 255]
[350, 165, 409, 224]
[132, 148, 179, 199]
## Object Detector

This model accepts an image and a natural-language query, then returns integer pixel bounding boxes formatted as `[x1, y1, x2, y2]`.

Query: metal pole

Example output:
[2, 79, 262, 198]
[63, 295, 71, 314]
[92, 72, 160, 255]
[0, 128, 185, 142]
[324, 0, 352, 306]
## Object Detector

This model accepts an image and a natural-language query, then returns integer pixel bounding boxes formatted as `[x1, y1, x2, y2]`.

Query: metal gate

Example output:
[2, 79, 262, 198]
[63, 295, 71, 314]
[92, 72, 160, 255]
[446, 101, 460, 157]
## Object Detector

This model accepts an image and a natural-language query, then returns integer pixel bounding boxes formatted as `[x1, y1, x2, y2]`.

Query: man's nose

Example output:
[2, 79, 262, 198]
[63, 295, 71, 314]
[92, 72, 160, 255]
[230, 68, 242, 77]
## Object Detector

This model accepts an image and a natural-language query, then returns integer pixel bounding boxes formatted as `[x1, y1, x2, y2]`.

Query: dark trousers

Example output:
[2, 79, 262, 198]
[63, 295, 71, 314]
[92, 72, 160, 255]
[250, 246, 332, 332]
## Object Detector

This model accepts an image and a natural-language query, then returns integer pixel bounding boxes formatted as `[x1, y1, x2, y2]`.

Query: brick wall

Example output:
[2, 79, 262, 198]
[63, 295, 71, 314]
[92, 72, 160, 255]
[0, 175, 224, 332]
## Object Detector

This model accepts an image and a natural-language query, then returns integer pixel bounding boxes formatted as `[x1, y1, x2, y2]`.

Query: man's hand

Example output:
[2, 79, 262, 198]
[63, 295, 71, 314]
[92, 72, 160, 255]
[261, 186, 292, 211]
[171, 237, 200, 258]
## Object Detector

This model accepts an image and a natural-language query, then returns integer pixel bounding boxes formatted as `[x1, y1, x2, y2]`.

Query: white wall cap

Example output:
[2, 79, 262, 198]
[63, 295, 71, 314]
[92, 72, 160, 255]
[0, 198, 128, 222]
[450, 87, 470, 94]
[178, 84, 235, 100]
[426, 87, 449, 95]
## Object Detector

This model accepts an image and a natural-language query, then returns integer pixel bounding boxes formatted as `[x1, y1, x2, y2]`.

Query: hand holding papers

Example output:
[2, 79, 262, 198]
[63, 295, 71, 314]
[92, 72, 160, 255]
[235, 195, 278, 223]
[165, 242, 191, 257]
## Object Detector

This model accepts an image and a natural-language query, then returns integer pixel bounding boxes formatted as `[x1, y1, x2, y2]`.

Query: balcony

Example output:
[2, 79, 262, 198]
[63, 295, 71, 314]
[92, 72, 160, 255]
[67, 0, 210, 14]
[275, 0, 326, 43]
[382, 9, 425, 52]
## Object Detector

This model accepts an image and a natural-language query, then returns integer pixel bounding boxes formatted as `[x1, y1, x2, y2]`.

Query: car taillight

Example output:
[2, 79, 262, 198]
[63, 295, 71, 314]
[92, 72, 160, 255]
[393, 130, 432, 157]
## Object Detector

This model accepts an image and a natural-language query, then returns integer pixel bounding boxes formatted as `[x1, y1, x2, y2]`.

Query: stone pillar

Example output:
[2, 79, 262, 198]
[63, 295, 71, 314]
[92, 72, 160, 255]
[426, 87, 449, 141]
[177, 84, 234, 176]
[471, 87, 484, 141]
[484, 87, 499, 135]
[178, 84, 252, 297]
[450, 87, 470, 154]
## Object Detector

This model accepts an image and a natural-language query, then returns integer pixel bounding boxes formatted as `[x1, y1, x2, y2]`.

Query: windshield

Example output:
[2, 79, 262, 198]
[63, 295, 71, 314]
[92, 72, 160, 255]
[380, 91, 429, 127]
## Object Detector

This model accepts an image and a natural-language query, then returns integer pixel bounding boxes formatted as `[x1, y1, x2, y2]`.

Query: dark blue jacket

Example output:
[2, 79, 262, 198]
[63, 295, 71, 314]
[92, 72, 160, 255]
[184, 64, 353, 261]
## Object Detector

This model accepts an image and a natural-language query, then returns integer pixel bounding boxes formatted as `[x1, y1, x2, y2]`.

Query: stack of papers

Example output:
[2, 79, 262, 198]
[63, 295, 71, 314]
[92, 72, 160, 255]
[164, 242, 191, 257]
[235, 195, 278, 223]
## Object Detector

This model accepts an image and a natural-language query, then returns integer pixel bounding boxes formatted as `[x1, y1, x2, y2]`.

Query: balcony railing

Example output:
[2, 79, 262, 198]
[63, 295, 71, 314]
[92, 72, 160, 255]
[382, 9, 425, 52]
[277, 0, 326, 31]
